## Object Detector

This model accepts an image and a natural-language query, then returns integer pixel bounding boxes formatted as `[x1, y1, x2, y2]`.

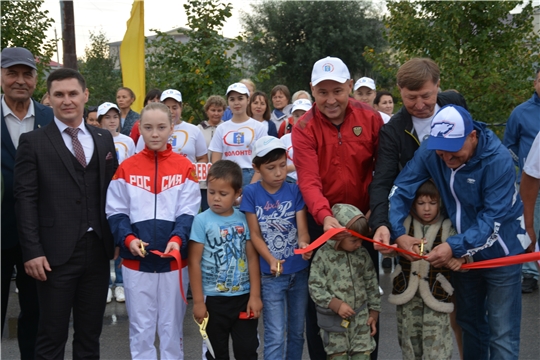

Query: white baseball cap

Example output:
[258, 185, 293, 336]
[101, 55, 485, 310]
[160, 89, 182, 103]
[354, 77, 376, 91]
[97, 102, 120, 117]
[226, 82, 250, 97]
[251, 136, 287, 160]
[311, 56, 350, 86]
[291, 99, 312, 113]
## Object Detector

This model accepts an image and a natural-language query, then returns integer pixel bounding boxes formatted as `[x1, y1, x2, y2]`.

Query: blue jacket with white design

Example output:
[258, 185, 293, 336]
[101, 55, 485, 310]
[389, 122, 526, 261]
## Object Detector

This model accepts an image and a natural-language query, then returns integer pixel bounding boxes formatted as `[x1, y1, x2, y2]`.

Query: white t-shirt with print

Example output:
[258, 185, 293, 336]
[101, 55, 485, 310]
[208, 118, 267, 169]
[281, 133, 297, 181]
[412, 104, 440, 143]
[136, 121, 207, 163]
[114, 133, 135, 164]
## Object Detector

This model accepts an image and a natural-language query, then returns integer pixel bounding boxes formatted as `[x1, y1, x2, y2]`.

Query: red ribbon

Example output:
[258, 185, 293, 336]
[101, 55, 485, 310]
[293, 227, 540, 269]
[150, 249, 187, 304]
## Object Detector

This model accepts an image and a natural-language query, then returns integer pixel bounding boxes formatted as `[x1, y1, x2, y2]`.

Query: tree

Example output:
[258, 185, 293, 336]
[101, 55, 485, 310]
[146, 0, 241, 123]
[1, 0, 57, 99]
[78, 31, 122, 106]
[240, 0, 386, 94]
[364, 1, 540, 126]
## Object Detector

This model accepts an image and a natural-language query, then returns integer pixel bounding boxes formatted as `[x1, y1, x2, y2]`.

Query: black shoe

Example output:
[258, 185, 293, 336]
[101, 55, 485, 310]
[522, 276, 538, 293]
[382, 257, 392, 269]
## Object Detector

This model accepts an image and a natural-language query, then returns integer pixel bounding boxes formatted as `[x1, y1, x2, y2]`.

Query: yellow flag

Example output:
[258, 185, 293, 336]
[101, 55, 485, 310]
[120, 0, 145, 113]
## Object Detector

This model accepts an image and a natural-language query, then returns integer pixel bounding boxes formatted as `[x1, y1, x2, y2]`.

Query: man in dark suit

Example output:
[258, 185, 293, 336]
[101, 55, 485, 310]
[14, 68, 118, 359]
[1, 47, 53, 359]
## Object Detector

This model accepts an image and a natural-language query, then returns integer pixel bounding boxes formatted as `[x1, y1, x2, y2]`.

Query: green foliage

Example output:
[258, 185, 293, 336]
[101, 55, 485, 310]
[240, 0, 386, 94]
[1, 0, 57, 99]
[78, 31, 122, 107]
[364, 1, 540, 125]
[146, 0, 242, 123]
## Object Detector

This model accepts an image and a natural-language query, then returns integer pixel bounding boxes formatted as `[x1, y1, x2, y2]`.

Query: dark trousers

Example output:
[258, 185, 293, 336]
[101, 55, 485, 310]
[305, 213, 380, 360]
[205, 293, 259, 360]
[35, 231, 109, 360]
[1, 243, 40, 360]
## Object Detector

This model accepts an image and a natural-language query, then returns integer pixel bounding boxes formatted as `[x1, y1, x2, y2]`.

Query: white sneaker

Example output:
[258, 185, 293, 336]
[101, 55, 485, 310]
[379, 286, 384, 295]
[106, 288, 113, 303]
[114, 286, 125, 302]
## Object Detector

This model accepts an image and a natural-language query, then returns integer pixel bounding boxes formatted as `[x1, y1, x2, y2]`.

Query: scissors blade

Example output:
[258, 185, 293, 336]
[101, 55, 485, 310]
[204, 338, 215, 358]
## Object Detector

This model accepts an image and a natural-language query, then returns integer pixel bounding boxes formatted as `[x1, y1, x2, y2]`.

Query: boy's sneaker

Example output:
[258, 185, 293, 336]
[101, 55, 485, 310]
[382, 257, 392, 269]
[106, 288, 113, 303]
[522, 275, 538, 293]
[115, 286, 125, 302]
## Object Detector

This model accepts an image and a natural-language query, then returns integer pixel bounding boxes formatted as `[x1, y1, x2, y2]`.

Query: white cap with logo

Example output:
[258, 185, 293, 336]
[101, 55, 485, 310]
[251, 136, 287, 161]
[291, 99, 312, 113]
[354, 77, 376, 91]
[311, 56, 350, 86]
[160, 89, 182, 103]
[226, 83, 250, 97]
[97, 102, 120, 117]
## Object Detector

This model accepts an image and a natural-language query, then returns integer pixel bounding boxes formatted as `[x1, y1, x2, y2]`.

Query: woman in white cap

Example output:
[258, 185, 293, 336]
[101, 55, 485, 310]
[135, 89, 208, 164]
[97, 101, 136, 304]
[353, 77, 391, 124]
[208, 82, 267, 187]
[281, 99, 312, 183]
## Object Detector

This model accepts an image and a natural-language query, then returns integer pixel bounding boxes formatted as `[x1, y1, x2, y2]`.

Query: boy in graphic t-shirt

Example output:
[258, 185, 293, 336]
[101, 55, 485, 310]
[240, 136, 312, 360]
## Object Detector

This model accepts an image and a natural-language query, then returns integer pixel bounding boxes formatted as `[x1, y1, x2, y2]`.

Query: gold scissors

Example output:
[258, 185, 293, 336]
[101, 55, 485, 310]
[276, 261, 282, 277]
[419, 238, 425, 256]
[194, 313, 215, 358]
[139, 240, 147, 256]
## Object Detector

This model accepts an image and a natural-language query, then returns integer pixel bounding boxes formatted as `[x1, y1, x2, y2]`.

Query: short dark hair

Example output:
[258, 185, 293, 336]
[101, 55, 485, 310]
[415, 179, 440, 202]
[204, 95, 227, 113]
[348, 216, 369, 237]
[117, 86, 136, 100]
[207, 160, 242, 192]
[46, 68, 86, 93]
[271, 85, 291, 103]
[252, 148, 286, 168]
[374, 91, 394, 106]
[247, 91, 271, 121]
[144, 88, 162, 106]
[397, 58, 440, 91]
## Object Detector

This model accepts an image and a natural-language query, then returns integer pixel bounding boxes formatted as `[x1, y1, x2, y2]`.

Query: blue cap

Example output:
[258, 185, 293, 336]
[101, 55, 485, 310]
[427, 105, 473, 152]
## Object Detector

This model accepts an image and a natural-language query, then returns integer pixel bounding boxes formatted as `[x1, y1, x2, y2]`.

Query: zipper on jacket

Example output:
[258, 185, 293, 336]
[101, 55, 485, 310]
[153, 151, 158, 272]
[346, 253, 357, 307]
[449, 165, 465, 233]
[405, 130, 420, 147]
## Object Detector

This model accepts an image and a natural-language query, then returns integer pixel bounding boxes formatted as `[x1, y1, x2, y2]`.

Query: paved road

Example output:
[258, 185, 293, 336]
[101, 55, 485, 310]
[2, 259, 539, 359]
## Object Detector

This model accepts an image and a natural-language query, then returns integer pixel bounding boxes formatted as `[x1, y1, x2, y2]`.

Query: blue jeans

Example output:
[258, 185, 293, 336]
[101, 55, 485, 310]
[242, 168, 254, 189]
[261, 267, 309, 360]
[453, 263, 522, 360]
[109, 257, 123, 287]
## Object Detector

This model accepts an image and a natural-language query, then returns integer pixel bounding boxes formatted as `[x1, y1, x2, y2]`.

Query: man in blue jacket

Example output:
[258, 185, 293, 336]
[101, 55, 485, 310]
[503, 68, 540, 293]
[389, 105, 527, 360]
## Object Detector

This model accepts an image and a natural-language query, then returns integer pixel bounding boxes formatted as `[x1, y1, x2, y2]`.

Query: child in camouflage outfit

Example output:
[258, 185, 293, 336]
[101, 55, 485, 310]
[308, 204, 380, 360]
[388, 180, 467, 360]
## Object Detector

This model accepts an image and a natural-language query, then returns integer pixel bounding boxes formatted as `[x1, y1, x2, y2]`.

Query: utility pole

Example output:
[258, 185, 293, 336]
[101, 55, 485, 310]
[60, 1, 77, 70]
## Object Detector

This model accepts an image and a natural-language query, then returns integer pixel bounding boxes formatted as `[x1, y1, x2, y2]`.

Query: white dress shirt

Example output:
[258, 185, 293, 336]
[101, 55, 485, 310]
[55, 118, 95, 163]
[2, 95, 35, 149]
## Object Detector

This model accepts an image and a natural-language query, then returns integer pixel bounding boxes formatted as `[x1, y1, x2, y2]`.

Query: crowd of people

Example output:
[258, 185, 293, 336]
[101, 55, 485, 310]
[1, 45, 539, 360]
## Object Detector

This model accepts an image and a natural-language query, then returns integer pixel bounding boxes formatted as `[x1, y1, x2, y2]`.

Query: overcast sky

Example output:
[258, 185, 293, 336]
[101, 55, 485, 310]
[41, 0, 253, 62]
[42, 0, 538, 64]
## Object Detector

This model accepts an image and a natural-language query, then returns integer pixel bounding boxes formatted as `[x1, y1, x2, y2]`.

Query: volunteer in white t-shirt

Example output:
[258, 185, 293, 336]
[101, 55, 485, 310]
[208, 82, 267, 187]
[136, 89, 208, 164]
[97, 102, 135, 164]
[281, 98, 312, 183]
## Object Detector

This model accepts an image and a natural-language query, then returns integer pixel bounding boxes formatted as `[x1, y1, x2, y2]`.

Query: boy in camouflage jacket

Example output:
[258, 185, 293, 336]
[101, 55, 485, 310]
[309, 204, 380, 360]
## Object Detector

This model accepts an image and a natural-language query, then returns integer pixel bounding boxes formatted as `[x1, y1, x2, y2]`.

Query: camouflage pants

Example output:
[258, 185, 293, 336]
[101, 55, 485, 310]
[396, 292, 452, 360]
[320, 307, 375, 358]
